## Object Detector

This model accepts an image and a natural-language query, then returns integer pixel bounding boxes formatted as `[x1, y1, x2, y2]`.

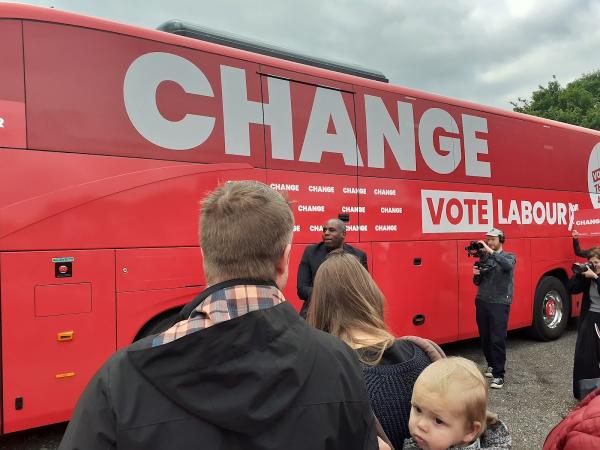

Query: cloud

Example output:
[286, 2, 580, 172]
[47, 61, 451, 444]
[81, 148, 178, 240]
[15, 0, 600, 110]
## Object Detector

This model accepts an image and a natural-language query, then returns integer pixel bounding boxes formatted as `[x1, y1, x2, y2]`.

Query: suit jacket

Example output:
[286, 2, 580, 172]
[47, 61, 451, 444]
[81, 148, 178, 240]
[297, 242, 368, 316]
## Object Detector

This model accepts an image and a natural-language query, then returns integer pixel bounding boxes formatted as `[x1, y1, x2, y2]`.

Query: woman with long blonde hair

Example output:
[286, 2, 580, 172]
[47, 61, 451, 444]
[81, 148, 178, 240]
[307, 252, 443, 450]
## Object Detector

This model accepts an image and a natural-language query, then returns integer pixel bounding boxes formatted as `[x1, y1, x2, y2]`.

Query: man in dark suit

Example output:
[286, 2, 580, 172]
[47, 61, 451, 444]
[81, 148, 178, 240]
[297, 218, 368, 317]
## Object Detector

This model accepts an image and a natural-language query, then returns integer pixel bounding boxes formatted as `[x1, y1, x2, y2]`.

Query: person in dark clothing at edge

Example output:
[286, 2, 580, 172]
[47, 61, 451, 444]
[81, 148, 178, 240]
[59, 181, 380, 450]
[568, 248, 600, 401]
[297, 217, 368, 318]
[472, 228, 516, 391]
[307, 252, 445, 450]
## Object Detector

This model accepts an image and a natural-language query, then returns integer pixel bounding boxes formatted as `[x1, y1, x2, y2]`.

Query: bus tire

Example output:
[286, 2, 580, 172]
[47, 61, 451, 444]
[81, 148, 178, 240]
[134, 308, 181, 341]
[531, 276, 570, 341]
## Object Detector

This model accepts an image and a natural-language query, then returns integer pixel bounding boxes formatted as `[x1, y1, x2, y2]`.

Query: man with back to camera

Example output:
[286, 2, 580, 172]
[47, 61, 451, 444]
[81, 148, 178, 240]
[297, 217, 368, 318]
[472, 228, 516, 390]
[59, 181, 380, 450]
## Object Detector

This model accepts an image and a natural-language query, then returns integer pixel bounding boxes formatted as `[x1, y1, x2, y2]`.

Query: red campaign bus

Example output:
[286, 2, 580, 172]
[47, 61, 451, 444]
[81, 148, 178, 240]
[1, 2, 599, 433]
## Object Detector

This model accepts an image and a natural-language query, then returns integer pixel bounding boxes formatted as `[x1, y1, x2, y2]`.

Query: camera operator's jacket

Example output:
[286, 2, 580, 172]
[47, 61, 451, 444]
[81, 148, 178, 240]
[473, 251, 516, 304]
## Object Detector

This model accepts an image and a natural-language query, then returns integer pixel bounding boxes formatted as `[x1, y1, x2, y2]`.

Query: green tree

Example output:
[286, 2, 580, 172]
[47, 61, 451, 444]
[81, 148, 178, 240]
[511, 71, 600, 130]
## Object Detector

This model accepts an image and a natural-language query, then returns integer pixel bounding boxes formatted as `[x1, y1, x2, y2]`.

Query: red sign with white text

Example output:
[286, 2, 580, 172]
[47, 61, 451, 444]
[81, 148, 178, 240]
[573, 208, 600, 236]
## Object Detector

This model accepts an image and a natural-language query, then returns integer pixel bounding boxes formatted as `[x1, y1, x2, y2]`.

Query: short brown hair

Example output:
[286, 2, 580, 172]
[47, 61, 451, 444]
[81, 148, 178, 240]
[200, 181, 294, 283]
[307, 252, 394, 365]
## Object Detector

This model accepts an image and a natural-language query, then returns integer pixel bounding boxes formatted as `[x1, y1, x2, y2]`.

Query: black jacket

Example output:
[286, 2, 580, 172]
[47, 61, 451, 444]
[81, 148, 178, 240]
[472, 251, 516, 305]
[573, 237, 592, 258]
[359, 340, 433, 450]
[297, 243, 368, 312]
[59, 298, 378, 450]
[568, 273, 600, 328]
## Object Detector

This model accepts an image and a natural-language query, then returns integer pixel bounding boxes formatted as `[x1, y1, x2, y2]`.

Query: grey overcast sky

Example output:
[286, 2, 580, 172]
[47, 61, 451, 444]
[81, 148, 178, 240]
[15, 0, 600, 111]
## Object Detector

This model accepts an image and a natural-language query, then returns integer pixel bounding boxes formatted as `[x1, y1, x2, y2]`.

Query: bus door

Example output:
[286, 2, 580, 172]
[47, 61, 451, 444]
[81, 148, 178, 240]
[259, 70, 364, 306]
[370, 241, 458, 343]
[0, 250, 115, 433]
[354, 88, 463, 343]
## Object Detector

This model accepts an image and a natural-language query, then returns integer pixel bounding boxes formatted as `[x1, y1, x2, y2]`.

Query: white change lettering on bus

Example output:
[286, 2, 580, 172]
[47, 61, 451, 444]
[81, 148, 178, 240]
[310, 225, 324, 232]
[342, 187, 367, 194]
[298, 205, 325, 212]
[496, 200, 570, 225]
[576, 219, 600, 226]
[123, 53, 215, 150]
[269, 183, 299, 191]
[0, 117, 4, 128]
[346, 225, 368, 231]
[124, 53, 491, 178]
[421, 190, 493, 233]
[308, 185, 335, 193]
[341, 206, 365, 213]
[381, 207, 403, 214]
[375, 225, 397, 231]
[374, 189, 396, 196]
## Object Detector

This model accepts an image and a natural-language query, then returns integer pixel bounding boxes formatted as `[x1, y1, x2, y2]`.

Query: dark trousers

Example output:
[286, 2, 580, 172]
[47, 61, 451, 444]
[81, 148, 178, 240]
[573, 310, 600, 400]
[476, 300, 510, 378]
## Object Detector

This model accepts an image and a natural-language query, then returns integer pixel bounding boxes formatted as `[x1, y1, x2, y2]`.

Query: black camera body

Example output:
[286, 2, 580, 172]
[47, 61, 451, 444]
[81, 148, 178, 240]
[572, 262, 596, 275]
[473, 259, 494, 284]
[474, 260, 493, 274]
[465, 241, 485, 258]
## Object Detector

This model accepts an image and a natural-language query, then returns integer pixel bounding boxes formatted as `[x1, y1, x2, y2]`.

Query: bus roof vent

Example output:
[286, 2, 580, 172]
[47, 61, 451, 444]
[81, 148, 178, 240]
[157, 20, 389, 83]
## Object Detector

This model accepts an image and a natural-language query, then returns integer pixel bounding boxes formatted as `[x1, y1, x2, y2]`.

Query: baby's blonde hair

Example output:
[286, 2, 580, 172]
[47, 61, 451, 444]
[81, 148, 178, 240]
[413, 357, 497, 436]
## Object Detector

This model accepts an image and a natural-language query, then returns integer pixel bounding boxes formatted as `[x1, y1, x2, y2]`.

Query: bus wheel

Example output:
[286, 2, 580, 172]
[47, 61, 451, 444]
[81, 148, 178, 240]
[134, 308, 181, 341]
[531, 276, 569, 341]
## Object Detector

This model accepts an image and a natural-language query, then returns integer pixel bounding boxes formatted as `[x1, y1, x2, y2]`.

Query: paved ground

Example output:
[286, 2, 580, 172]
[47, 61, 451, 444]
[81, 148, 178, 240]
[0, 322, 579, 449]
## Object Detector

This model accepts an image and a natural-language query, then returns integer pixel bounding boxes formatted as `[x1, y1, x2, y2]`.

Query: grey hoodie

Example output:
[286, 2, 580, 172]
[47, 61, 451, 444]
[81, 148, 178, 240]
[402, 419, 512, 450]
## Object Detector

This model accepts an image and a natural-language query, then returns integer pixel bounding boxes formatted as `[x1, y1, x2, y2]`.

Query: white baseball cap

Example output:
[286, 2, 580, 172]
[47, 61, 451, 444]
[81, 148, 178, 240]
[486, 228, 504, 237]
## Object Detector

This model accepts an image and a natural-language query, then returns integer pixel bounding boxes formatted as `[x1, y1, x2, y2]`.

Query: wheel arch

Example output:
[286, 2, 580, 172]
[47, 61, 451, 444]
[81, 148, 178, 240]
[133, 306, 182, 342]
[533, 268, 571, 317]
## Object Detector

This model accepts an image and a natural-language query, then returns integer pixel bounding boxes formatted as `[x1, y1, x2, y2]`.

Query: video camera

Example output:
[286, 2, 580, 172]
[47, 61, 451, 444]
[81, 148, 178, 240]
[572, 261, 596, 275]
[465, 241, 485, 258]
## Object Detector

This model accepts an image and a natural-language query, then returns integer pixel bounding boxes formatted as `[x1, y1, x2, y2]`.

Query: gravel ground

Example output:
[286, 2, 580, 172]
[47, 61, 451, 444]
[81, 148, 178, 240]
[443, 321, 579, 450]
[0, 322, 580, 449]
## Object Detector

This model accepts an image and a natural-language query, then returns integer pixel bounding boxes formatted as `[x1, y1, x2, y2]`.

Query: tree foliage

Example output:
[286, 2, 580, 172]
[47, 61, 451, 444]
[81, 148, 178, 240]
[511, 71, 600, 130]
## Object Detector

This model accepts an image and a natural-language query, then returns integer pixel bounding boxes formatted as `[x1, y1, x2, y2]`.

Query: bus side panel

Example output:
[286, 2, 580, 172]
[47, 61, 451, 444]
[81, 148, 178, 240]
[23, 21, 265, 167]
[0, 149, 263, 251]
[372, 241, 458, 344]
[0, 20, 26, 149]
[115, 247, 204, 347]
[353, 84, 593, 194]
[0, 250, 115, 433]
[266, 170, 361, 244]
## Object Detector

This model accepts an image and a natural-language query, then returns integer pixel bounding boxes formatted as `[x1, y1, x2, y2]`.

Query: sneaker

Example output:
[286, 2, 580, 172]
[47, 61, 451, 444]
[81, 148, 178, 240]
[484, 366, 493, 378]
[490, 377, 504, 389]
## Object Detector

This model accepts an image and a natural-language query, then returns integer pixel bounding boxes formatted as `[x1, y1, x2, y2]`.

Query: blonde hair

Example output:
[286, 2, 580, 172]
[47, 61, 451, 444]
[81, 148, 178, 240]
[200, 181, 294, 284]
[306, 252, 394, 365]
[413, 357, 498, 435]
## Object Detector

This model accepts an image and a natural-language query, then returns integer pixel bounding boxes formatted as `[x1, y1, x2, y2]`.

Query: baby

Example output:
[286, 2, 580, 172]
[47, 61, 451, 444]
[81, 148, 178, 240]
[403, 357, 511, 450]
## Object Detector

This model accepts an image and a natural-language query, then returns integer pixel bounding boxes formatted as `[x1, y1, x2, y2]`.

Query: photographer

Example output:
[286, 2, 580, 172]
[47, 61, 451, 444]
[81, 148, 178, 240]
[471, 228, 516, 390]
[568, 249, 600, 400]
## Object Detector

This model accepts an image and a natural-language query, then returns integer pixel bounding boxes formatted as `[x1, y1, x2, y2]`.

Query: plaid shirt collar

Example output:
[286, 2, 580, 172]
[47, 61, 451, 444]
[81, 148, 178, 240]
[153, 283, 286, 347]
